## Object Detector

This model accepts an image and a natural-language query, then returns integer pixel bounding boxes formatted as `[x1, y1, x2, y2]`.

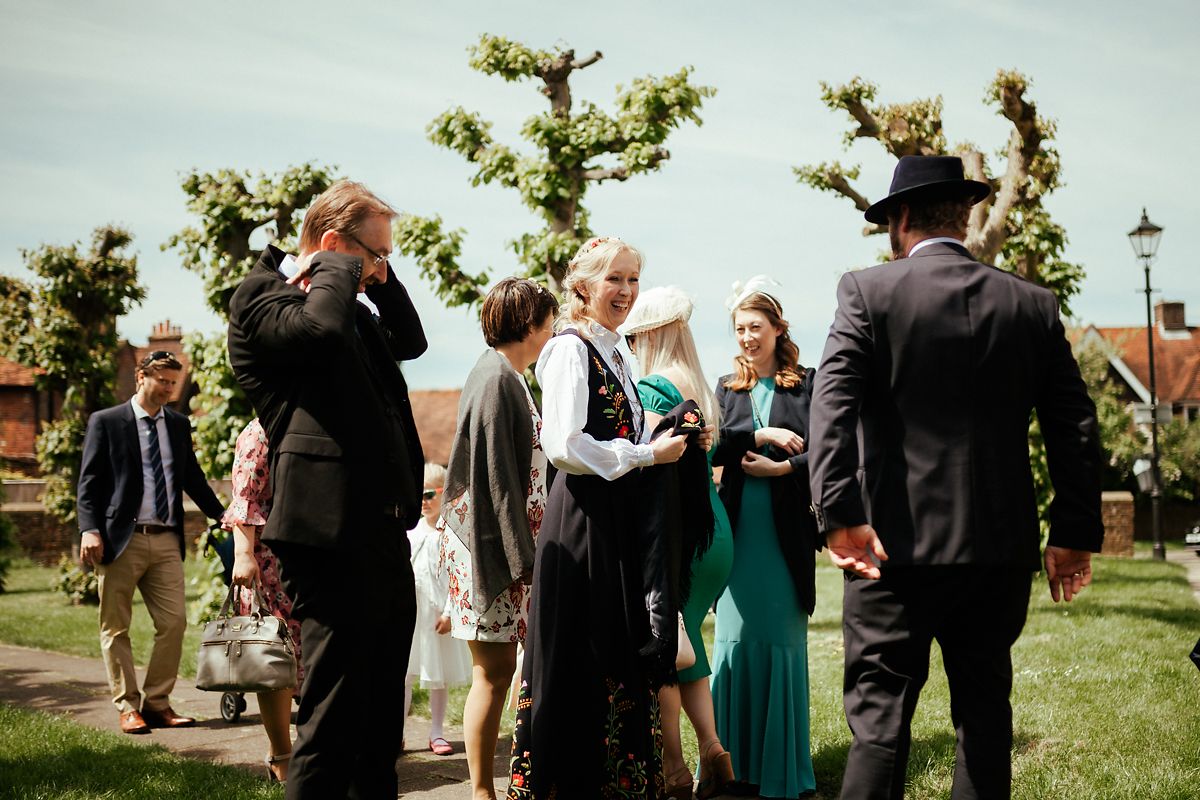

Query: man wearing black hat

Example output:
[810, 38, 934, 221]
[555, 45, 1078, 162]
[808, 155, 1103, 799]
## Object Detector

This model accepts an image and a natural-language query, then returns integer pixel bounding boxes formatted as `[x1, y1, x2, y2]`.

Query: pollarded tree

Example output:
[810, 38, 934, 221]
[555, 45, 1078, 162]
[164, 163, 334, 476]
[397, 34, 716, 302]
[795, 70, 1085, 316]
[0, 227, 146, 521]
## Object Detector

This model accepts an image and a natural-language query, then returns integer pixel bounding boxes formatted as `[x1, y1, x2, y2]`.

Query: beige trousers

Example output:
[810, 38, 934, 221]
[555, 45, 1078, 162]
[96, 531, 187, 713]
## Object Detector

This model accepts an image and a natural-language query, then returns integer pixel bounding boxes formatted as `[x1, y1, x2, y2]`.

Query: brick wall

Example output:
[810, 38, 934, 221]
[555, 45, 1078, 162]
[1101, 491, 1135, 557]
[0, 388, 38, 461]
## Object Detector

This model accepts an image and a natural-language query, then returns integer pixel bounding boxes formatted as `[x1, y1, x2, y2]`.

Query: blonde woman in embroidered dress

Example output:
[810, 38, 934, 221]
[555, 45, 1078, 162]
[507, 238, 697, 800]
[440, 277, 558, 800]
[405, 463, 472, 757]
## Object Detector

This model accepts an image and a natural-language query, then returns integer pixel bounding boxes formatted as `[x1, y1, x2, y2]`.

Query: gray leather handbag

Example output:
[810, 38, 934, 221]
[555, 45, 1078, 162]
[195, 585, 297, 693]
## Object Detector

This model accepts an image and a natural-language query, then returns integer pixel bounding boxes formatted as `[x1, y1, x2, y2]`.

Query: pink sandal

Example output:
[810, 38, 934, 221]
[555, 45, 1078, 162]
[429, 737, 454, 756]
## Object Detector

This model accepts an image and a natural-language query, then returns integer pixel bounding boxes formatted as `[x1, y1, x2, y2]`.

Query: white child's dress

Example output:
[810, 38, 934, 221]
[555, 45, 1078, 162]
[406, 517, 472, 688]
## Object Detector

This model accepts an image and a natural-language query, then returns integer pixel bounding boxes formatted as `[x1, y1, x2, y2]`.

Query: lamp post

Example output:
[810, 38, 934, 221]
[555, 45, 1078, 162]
[1128, 208, 1165, 561]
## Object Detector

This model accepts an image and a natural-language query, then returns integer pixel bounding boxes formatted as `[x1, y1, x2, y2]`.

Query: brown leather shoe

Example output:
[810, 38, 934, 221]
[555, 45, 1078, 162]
[140, 705, 195, 728]
[120, 710, 151, 734]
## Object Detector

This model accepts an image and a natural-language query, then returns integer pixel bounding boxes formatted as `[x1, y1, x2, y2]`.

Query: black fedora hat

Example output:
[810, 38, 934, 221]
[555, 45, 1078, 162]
[864, 155, 991, 225]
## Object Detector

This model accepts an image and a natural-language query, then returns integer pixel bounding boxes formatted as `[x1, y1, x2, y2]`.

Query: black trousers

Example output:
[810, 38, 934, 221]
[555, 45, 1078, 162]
[272, 517, 416, 800]
[840, 566, 1032, 800]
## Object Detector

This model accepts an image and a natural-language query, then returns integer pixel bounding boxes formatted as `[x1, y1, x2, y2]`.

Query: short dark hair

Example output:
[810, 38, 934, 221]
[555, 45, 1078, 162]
[888, 190, 973, 235]
[137, 350, 183, 375]
[481, 277, 559, 347]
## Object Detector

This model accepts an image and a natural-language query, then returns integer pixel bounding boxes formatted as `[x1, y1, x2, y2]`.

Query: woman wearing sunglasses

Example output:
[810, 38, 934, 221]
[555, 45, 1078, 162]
[439, 277, 559, 800]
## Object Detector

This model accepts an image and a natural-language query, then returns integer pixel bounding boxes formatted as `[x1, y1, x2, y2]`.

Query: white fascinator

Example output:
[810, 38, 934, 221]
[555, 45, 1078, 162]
[725, 275, 783, 314]
[618, 286, 694, 337]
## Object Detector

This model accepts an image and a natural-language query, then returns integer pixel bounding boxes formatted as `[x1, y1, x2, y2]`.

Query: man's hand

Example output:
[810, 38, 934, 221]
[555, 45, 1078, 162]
[741, 451, 791, 478]
[1044, 546, 1093, 603]
[826, 524, 888, 579]
[285, 252, 317, 291]
[80, 532, 104, 567]
[755, 426, 805, 455]
[697, 424, 715, 453]
[435, 615, 452, 635]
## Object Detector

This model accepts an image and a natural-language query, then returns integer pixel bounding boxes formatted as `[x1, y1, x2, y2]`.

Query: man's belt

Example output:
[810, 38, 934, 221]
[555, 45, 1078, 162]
[133, 523, 174, 534]
[382, 503, 410, 520]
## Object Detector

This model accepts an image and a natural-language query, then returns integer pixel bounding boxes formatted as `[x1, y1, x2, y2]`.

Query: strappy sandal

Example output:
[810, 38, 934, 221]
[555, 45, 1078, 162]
[264, 751, 291, 783]
[695, 738, 735, 800]
[665, 765, 695, 799]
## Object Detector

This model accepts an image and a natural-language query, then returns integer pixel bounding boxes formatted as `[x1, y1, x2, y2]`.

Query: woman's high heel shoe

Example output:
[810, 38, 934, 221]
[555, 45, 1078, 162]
[695, 738, 735, 800]
[665, 766, 695, 800]
[264, 751, 291, 784]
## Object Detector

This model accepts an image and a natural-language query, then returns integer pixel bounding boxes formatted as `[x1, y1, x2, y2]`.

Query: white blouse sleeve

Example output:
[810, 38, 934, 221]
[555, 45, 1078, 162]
[536, 336, 655, 480]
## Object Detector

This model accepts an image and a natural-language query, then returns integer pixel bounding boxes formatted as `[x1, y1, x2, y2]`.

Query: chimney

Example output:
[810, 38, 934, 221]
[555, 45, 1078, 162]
[148, 319, 183, 344]
[1155, 301, 1187, 332]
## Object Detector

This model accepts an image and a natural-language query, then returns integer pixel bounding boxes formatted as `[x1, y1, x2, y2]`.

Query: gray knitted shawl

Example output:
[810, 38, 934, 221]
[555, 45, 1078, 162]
[441, 348, 536, 610]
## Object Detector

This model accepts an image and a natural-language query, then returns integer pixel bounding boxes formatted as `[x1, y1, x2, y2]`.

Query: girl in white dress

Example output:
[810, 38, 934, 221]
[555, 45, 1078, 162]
[405, 463, 472, 755]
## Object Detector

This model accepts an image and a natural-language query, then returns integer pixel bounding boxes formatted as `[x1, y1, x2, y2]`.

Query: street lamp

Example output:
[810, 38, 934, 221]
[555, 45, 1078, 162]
[1128, 208, 1165, 561]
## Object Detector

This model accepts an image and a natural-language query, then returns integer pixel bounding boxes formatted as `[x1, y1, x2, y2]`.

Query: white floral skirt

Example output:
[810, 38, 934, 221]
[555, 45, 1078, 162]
[439, 494, 531, 643]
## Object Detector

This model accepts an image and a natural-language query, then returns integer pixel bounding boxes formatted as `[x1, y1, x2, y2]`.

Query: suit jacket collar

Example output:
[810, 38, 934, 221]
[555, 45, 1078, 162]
[907, 240, 974, 261]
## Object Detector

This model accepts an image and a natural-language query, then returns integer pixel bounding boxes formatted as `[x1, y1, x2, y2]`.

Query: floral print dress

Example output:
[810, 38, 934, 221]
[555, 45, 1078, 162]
[220, 418, 304, 690]
[440, 378, 547, 643]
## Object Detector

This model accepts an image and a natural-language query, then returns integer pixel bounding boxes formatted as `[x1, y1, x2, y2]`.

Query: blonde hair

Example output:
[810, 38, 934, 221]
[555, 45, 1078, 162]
[629, 320, 721, 443]
[423, 462, 447, 488]
[725, 293, 804, 391]
[557, 237, 644, 332]
[299, 180, 397, 253]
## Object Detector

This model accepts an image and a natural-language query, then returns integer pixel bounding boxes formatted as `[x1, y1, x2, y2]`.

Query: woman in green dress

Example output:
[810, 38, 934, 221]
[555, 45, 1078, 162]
[621, 286, 737, 800]
[710, 278, 818, 798]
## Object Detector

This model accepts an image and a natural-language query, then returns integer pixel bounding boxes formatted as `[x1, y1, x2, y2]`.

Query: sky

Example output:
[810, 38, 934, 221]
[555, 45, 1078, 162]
[2, 0, 1197, 390]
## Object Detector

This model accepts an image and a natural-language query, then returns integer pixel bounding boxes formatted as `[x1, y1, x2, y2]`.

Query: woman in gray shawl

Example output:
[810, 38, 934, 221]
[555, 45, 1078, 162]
[439, 277, 558, 800]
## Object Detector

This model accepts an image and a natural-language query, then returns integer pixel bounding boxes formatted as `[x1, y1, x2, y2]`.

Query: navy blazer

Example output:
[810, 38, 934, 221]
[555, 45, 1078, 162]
[77, 402, 225, 563]
[808, 241, 1103, 569]
[713, 369, 819, 615]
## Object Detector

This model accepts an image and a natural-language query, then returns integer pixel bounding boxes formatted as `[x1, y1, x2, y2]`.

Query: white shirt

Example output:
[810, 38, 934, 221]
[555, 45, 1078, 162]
[908, 236, 965, 257]
[130, 398, 177, 526]
[535, 321, 655, 480]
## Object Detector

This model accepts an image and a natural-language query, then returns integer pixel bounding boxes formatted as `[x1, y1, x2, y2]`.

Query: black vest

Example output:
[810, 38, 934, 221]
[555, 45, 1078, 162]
[559, 329, 640, 444]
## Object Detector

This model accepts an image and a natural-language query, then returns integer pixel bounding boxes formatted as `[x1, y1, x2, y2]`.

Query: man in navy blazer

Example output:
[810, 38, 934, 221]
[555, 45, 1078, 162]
[77, 351, 225, 734]
[808, 156, 1103, 799]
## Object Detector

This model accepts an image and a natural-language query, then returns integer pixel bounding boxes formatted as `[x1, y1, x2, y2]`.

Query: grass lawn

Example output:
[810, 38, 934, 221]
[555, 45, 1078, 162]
[0, 703, 283, 800]
[2, 545, 1199, 798]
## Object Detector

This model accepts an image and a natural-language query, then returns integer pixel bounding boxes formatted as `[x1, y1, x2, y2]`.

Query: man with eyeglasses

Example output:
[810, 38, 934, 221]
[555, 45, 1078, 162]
[77, 351, 226, 735]
[228, 179, 426, 799]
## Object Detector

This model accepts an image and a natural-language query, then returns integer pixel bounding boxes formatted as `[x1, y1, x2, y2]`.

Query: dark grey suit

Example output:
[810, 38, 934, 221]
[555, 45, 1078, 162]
[808, 241, 1103, 799]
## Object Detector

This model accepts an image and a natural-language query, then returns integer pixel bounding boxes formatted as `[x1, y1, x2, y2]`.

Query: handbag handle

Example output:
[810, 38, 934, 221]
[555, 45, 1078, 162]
[216, 582, 270, 620]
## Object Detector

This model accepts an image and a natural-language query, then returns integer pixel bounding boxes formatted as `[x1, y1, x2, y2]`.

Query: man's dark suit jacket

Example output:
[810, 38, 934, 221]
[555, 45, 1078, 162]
[76, 402, 225, 563]
[808, 241, 1103, 569]
[713, 369, 820, 615]
[227, 245, 427, 549]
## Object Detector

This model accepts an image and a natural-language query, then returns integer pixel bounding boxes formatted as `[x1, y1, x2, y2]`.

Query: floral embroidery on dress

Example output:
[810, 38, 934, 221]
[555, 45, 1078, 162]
[591, 356, 636, 442]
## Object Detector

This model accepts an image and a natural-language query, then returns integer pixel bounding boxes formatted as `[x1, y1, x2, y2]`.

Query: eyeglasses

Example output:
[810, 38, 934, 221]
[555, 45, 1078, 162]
[421, 489, 443, 501]
[349, 234, 391, 268]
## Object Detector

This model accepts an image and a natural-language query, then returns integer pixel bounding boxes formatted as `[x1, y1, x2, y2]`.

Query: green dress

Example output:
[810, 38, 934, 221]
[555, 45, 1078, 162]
[635, 374, 734, 683]
[710, 378, 815, 798]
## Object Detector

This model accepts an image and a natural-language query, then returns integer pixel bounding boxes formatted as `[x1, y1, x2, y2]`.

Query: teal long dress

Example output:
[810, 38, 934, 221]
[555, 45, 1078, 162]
[635, 374, 734, 683]
[710, 377, 815, 798]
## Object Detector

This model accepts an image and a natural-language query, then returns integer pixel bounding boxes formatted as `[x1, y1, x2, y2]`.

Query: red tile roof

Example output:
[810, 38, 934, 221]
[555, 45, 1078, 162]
[1091, 324, 1200, 405]
[410, 389, 462, 467]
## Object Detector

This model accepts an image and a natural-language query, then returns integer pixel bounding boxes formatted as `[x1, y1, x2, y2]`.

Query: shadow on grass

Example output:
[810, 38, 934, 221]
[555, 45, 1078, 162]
[1029, 602, 1200, 630]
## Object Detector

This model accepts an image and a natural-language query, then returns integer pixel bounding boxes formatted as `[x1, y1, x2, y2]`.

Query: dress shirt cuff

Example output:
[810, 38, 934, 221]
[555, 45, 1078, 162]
[635, 444, 656, 469]
[81, 529, 99, 538]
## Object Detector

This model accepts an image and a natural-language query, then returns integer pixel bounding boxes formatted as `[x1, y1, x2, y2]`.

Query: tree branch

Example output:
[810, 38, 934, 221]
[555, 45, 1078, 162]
[582, 166, 630, 182]
[959, 149, 993, 236]
[845, 97, 881, 140]
[571, 50, 603, 70]
[967, 76, 1043, 263]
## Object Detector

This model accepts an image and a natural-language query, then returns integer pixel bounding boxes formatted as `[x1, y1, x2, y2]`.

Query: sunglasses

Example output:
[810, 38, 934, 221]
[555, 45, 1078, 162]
[421, 488, 443, 501]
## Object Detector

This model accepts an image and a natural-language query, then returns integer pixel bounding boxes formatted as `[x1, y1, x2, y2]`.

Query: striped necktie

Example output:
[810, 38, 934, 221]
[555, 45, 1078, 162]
[143, 416, 171, 523]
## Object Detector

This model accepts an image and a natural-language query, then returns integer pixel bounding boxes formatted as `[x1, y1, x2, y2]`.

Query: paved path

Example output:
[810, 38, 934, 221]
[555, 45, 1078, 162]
[0, 643, 507, 797]
[1165, 545, 1200, 603]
